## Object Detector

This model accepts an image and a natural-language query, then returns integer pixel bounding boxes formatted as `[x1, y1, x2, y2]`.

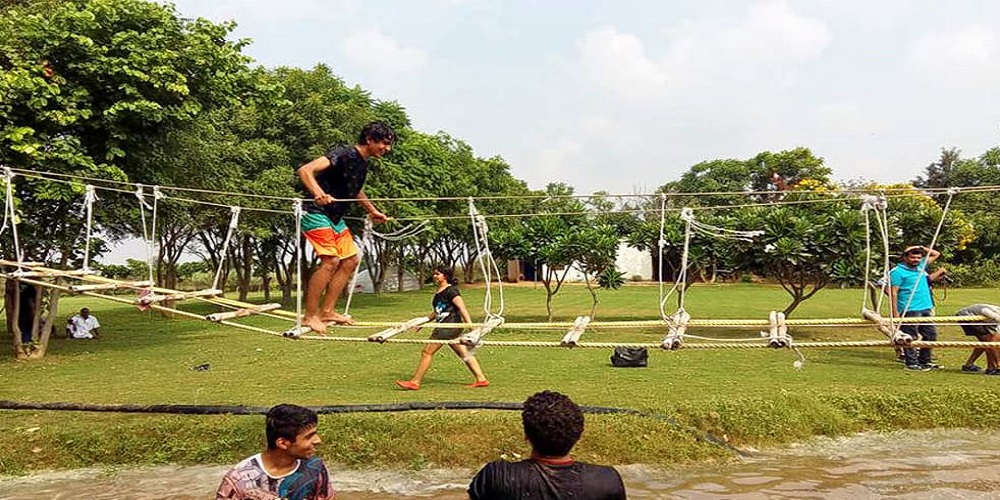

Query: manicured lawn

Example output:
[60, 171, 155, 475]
[2, 283, 999, 473]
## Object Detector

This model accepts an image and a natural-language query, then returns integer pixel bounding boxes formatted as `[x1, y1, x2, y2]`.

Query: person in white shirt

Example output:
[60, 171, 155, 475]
[67, 308, 100, 339]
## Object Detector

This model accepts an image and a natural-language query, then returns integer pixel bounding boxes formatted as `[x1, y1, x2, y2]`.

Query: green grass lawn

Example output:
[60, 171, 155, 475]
[2, 283, 999, 473]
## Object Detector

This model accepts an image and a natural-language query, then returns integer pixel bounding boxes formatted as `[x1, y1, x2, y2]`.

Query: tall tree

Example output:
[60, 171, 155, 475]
[0, 0, 259, 358]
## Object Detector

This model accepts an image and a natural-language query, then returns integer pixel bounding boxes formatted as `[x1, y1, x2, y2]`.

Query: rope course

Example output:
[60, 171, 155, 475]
[2, 168, 999, 360]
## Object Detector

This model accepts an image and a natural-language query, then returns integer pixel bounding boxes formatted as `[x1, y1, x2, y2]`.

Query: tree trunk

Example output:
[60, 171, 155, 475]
[237, 235, 253, 301]
[584, 274, 599, 319]
[6, 279, 23, 358]
[396, 249, 404, 292]
[544, 281, 554, 322]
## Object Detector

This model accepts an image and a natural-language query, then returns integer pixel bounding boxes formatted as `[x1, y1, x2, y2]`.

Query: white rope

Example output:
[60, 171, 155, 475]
[211, 206, 241, 291]
[369, 219, 431, 241]
[469, 198, 505, 319]
[293, 200, 303, 333]
[134, 185, 155, 284]
[875, 198, 894, 328]
[150, 186, 164, 283]
[898, 189, 955, 319]
[9, 167, 999, 223]
[860, 195, 888, 314]
[0, 169, 9, 242]
[20, 165, 1000, 204]
[2, 167, 22, 263]
[656, 194, 670, 320]
[342, 217, 373, 317]
[82, 185, 99, 271]
[658, 207, 763, 320]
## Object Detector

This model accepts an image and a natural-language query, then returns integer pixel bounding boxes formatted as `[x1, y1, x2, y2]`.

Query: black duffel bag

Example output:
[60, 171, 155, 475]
[610, 346, 648, 367]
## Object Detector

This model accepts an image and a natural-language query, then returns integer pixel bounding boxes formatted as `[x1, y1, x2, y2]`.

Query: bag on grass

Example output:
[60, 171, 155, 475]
[610, 346, 648, 367]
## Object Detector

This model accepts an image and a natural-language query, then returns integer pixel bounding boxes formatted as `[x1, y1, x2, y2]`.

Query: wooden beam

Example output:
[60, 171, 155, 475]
[368, 316, 431, 343]
[206, 303, 282, 322]
[560, 316, 591, 347]
[138, 288, 222, 305]
[460, 316, 505, 347]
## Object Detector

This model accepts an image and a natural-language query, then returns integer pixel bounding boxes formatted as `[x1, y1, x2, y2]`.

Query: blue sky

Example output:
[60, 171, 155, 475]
[162, 0, 1000, 195]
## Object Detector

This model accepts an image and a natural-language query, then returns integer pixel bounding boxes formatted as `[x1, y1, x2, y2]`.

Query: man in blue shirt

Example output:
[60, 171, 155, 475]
[889, 245, 941, 371]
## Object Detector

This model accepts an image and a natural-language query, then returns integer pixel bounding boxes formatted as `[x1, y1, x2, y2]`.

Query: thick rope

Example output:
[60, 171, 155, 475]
[469, 198, 504, 319]
[342, 216, 373, 317]
[656, 194, 669, 320]
[7, 269, 1000, 350]
[82, 185, 98, 271]
[3, 168, 23, 263]
[294, 200, 304, 333]
[875, 200, 893, 321]
[211, 206, 241, 291]
[898, 189, 955, 319]
[14, 165, 1000, 204]
[134, 185, 155, 284]
[369, 219, 431, 241]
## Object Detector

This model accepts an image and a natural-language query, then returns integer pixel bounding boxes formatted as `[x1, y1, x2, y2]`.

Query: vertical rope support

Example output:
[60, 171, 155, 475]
[342, 216, 372, 316]
[211, 206, 241, 291]
[150, 186, 164, 284]
[294, 200, 303, 332]
[82, 185, 99, 271]
[3, 168, 23, 263]
[877, 200, 892, 322]
[468, 198, 504, 319]
[134, 185, 155, 283]
[899, 189, 955, 318]
[657, 193, 668, 320]
[676, 207, 694, 312]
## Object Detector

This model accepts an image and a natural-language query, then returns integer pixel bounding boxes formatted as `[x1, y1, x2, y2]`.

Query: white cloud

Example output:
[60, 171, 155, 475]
[534, 138, 585, 187]
[340, 29, 429, 77]
[814, 101, 876, 134]
[577, 27, 670, 101]
[906, 25, 1000, 87]
[579, 115, 614, 136]
[575, 0, 831, 102]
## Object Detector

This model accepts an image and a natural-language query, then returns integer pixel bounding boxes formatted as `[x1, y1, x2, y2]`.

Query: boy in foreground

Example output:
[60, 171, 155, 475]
[216, 404, 335, 500]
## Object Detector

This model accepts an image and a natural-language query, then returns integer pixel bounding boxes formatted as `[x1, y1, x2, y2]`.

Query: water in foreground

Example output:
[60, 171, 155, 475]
[2, 428, 999, 499]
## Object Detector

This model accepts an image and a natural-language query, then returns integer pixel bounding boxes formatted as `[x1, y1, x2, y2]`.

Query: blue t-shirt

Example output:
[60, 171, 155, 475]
[889, 258, 933, 312]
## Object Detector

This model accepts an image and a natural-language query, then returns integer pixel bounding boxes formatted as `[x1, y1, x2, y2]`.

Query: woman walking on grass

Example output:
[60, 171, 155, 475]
[395, 266, 489, 390]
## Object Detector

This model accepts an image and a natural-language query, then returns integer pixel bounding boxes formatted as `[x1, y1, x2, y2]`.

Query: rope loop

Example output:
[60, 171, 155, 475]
[134, 184, 152, 209]
[84, 184, 99, 205]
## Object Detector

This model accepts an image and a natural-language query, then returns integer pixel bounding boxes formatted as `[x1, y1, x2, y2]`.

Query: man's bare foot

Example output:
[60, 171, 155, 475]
[303, 316, 329, 333]
[320, 311, 356, 325]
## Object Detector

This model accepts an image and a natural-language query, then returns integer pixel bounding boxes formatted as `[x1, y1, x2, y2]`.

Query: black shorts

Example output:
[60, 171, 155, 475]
[961, 324, 995, 337]
[430, 324, 463, 340]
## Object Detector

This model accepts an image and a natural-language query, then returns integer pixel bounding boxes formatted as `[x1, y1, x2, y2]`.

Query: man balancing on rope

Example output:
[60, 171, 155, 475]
[889, 245, 942, 372]
[297, 121, 395, 332]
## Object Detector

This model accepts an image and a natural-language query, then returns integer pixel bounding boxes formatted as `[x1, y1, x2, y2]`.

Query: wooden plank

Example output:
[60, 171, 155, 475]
[206, 303, 282, 322]
[560, 316, 591, 347]
[368, 316, 430, 343]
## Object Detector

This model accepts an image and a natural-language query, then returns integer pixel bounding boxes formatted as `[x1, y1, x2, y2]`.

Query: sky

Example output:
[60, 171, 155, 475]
[157, 0, 1000, 196]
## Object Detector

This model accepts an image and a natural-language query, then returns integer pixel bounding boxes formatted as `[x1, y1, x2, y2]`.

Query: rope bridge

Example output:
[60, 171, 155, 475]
[5, 261, 1000, 353]
[3, 169, 999, 358]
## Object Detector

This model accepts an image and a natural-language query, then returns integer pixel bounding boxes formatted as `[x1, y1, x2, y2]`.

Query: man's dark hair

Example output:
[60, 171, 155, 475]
[358, 121, 396, 145]
[522, 390, 584, 457]
[265, 404, 318, 449]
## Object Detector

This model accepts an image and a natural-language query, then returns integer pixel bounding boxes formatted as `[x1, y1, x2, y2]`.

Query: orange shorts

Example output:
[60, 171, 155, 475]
[302, 213, 358, 259]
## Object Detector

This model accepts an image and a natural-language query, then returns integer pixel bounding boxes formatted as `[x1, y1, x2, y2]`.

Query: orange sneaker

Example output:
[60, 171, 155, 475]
[395, 380, 420, 390]
[466, 380, 490, 388]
